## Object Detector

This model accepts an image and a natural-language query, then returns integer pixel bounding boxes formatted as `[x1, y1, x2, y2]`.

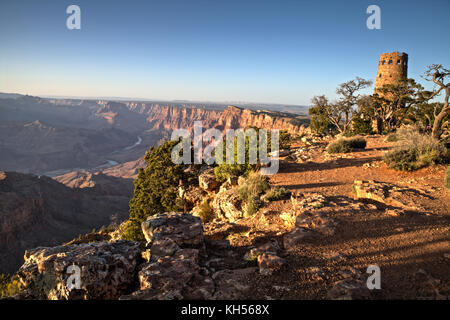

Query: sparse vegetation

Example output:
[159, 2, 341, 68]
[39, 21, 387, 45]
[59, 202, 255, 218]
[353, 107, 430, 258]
[386, 133, 399, 142]
[215, 163, 253, 183]
[279, 130, 293, 150]
[123, 140, 195, 245]
[0, 274, 21, 298]
[371, 78, 424, 134]
[264, 187, 291, 201]
[350, 116, 373, 136]
[121, 218, 146, 245]
[311, 77, 372, 135]
[383, 126, 447, 171]
[326, 137, 367, 153]
[238, 172, 270, 216]
[197, 199, 215, 223]
[214, 130, 258, 182]
[309, 98, 333, 135]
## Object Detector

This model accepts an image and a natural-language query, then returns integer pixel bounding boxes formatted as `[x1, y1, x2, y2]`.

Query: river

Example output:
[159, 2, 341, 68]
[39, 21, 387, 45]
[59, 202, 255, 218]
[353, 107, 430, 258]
[42, 136, 142, 177]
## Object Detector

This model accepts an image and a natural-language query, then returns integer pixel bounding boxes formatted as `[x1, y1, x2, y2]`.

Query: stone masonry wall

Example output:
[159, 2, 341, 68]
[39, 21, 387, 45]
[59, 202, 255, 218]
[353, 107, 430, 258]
[374, 51, 408, 91]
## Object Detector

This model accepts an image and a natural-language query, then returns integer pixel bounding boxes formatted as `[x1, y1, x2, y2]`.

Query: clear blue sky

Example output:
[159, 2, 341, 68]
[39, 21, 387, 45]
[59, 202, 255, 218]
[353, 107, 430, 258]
[0, 0, 449, 105]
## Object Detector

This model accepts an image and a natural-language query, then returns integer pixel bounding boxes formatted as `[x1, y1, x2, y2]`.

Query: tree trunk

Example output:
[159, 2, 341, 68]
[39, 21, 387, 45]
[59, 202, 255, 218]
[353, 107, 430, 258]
[432, 105, 449, 140]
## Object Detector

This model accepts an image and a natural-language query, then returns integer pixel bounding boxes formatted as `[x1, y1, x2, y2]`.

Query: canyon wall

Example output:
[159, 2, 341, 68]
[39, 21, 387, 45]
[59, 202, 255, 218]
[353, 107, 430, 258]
[125, 103, 309, 135]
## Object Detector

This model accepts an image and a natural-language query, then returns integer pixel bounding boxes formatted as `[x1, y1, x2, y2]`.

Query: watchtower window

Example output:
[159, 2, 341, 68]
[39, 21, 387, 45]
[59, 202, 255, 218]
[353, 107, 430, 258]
[379, 73, 382, 78]
[382, 60, 385, 65]
[388, 60, 393, 64]
[397, 60, 400, 64]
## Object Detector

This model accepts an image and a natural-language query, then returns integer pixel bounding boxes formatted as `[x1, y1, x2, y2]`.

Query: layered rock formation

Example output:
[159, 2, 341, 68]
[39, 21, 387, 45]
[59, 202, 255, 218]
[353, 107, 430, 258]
[1, 95, 308, 175]
[17, 240, 141, 299]
[14, 212, 259, 300]
[126, 103, 308, 135]
[0, 171, 131, 273]
[352, 180, 432, 213]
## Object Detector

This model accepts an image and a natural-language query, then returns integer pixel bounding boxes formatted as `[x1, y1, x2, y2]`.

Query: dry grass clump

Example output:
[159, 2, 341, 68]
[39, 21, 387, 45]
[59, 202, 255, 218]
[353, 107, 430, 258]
[326, 137, 367, 153]
[384, 125, 447, 171]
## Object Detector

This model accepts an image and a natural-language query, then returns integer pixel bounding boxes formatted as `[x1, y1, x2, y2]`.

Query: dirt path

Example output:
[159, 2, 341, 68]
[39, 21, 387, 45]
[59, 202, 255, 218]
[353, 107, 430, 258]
[207, 136, 450, 299]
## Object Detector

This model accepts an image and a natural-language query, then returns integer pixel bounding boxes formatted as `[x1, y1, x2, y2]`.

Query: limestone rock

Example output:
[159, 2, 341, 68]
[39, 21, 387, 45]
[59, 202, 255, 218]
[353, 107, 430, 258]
[352, 180, 428, 211]
[146, 238, 180, 262]
[327, 278, 371, 300]
[244, 241, 280, 262]
[178, 185, 208, 211]
[198, 168, 221, 192]
[17, 240, 141, 300]
[295, 213, 338, 236]
[211, 187, 244, 222]
[121, 249, 215, 300]
[141, 212, 204, 249]
[257, 253, 286, 275]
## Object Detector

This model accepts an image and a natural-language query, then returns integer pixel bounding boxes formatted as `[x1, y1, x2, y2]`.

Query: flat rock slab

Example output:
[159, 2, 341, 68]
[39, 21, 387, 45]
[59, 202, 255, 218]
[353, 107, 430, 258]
[353, 180, 432, 211]
[141, 212, 204, 248]
[17, 240, 141, 300]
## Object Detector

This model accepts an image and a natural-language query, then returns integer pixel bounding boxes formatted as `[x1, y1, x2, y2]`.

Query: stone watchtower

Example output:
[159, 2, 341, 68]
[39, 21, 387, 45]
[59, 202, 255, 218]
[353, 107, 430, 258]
[372, 51, 408, 133]
[374, 51, 408, 92]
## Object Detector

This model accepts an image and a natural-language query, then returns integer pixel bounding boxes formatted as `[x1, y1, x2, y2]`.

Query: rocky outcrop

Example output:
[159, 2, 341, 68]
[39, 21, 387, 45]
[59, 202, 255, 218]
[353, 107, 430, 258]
[257, 253, 286, 276]
[122, 212, 257, 300]
[280, 193, 339, 250]
[352, 180, 431, 212]
[121, 248, 214, 300]
[11, 210, 260, 300]
[179, 185, 208, 211]
[211, 186, 244, 222]
[126, 104, 308, 136]
[327, 267, 371, 300]
[141, 212, 205, 250]
[132, 212, 210, 299]
[198, 168, 221, 192]
[0, 171, 130, 274]
[17, 240, 141, 300]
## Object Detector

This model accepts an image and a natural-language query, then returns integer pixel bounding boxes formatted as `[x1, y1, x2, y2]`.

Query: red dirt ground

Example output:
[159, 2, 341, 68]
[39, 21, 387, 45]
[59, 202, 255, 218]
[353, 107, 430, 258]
[205, 136, 450, 299]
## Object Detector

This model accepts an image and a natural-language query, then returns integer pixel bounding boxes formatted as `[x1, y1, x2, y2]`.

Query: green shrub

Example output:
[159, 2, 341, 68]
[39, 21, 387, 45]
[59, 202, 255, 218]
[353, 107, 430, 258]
[0, 274, 21, 298]
[326, 137, 367, 153]
[238, 172, 270, 202]
[197, 199, 215, 223]
[445, 166, 450, 189]
[244, 199, 260, 216]
[347, 137, 367, 149]
[123, 140, 195, 245]
[214, 131, 258, 182]
[308, 105, 333, 135]
[121, 219, 146, 246]
[264, 187, 291, 201]
[215, 163, 253, 182]
[326, 139, 352, 153]
[386, 133, 399, 142]
[383, 128, 447, 171]
[214, 128, 290, 182]
[238, 172, 270, 216]
[351, 117, 373, 136]
[279, 131, 293, 150]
